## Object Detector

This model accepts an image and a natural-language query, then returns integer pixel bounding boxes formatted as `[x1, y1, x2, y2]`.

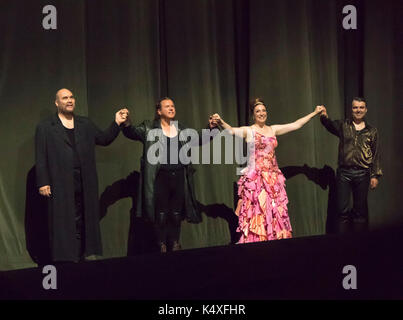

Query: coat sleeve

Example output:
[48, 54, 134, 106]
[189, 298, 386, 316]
[35, 124, 50, 188]
[181, 123, 221, 147]
[320, 115, 343, 138]
[89, 120, 121, 146]
[370, 128, 383, 178]
[197, 124, 222, 146]
[121, 121, 147, 143]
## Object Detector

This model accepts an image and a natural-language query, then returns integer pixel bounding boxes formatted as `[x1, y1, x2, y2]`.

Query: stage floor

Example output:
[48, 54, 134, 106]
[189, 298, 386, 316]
[1, 226, 402, 300]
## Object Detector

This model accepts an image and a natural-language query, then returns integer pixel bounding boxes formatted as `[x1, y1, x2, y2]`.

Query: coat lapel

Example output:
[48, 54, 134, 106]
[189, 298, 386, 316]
[52, 113, 72, 147]
[74, 116, 85, 147]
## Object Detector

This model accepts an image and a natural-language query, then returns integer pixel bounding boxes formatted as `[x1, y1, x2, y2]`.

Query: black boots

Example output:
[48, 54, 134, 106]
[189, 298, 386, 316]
[159, 242, 167, 253]
[172, 241, 181, 251]
[159, 241, 181, 253]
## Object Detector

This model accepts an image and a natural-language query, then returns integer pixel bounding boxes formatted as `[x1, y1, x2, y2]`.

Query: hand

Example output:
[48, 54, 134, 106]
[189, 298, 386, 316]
[315, 105, 325, 115]
[123, 109, 132, 127]
[370, 178, 379, 189]
[39, 185, 51, 197]
[122, 109, 131, 126]
[115, 108, 129, 126]
[208, 114, 218, 128]
[320, 106, 328, 118]
[210, 113, 223, 127]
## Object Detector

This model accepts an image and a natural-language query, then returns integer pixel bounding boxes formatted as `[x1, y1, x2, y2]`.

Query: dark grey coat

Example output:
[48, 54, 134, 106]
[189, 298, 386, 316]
[122, 119, 217, 224]
[35, 113, 120, 261]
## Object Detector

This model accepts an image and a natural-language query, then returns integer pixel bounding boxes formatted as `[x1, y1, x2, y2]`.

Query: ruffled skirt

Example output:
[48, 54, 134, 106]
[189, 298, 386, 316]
[235, 168, 292, 243]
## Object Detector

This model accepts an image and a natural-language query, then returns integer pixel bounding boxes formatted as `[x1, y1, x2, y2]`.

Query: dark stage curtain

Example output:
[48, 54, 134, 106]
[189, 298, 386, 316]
[0, 0, 401, 270]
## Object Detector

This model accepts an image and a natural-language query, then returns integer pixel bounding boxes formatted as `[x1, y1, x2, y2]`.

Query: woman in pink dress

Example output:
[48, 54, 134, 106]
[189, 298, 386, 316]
[212, 99, 324, 243]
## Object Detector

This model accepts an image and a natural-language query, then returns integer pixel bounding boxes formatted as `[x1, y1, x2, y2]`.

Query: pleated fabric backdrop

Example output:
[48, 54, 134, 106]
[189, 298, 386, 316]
[0, 0, 401, 270]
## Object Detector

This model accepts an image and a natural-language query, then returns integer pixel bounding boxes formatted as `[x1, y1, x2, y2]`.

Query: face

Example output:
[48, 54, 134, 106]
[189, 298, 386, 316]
[253, 104, 267, 124]
[158, 99, 176, 120]
[55, 89, 75, 114]
[351, 100, 367, 122]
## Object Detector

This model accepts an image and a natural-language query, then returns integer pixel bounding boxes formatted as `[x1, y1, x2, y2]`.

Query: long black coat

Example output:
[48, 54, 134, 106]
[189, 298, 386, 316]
[35, 113, 120, 261]
[122, 119, 216, 223]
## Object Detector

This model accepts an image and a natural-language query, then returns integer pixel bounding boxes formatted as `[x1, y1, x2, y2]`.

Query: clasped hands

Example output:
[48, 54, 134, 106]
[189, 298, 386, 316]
[316, 105, 327, 117]
[117, 105, 326, 129]
[115, 108, 130, 126]
[116, 108, 220, 129]
[209, 105, 326, 127]
[210, 114, 223, 127]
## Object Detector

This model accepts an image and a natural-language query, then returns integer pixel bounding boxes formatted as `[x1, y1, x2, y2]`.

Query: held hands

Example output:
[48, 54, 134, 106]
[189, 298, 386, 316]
[315, 105, 326, 115]
[370, 178, 379, 189]
[39, 185, 51, 197]
[318, 105, 328, 118]
[209, 114, 218, 129]
[210, 114, 223, 127]
[115, 108, 130, 126]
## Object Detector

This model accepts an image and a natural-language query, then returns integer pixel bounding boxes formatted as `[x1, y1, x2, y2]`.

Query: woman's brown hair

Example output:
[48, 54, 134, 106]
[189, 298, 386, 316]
[249, 98, 266, 114]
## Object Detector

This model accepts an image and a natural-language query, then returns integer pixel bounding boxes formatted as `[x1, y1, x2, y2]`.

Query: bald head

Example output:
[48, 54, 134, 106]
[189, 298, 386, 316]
[55, 88, 73, 100]
[55, 88, 75, 114]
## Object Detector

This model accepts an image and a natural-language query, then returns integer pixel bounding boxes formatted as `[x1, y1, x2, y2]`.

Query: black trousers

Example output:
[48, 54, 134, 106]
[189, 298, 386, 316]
[73, 168, 85, 261]
[336, 167, 370, 233]
[154, 168, 185, 244]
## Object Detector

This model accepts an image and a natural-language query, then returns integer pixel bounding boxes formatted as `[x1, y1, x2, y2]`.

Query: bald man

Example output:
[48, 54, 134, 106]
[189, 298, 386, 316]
[35, 88, 128, 262]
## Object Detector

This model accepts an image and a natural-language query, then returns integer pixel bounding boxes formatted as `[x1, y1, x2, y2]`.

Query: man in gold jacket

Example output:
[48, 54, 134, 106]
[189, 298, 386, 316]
[320, 97, 382, 233]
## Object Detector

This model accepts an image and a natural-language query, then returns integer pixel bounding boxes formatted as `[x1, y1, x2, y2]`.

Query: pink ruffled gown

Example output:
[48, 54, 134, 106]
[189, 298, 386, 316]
[235, 131, 292, 243]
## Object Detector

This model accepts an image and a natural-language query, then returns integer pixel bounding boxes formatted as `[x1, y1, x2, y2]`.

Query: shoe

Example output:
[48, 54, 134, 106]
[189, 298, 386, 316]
[172, 241, 181, 251]
[160, 242, 167, 253]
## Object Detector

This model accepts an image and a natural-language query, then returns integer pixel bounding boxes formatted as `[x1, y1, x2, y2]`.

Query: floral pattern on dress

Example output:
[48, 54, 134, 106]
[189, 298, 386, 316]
[235, 131, 292, 243]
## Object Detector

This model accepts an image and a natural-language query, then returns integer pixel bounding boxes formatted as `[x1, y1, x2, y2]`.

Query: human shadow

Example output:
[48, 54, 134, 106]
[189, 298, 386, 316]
[99, 171, 157, 255]
[280, 164, 338, 234]
[100, 170, 244, 252]
[198, 201, 241, 244]
[23, 109, 59, 266]
[24, 166, 52, 266]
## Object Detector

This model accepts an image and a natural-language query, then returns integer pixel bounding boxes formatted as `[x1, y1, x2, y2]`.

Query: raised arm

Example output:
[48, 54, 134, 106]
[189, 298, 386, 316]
[319, 107, 343, 138]
[271, 106, 324, 136]
[211, 114, 249, 139]
[88, 109, 126, 146]
[196, 119, 222, 146]
[90, 121, 119, 146]
[89, 111, 120, 146]
[121, 110, 147, 143]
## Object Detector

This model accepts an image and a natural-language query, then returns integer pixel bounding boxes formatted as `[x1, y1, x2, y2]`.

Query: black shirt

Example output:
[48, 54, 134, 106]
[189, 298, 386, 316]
[320, 116, 382, 178]
[64, 127, 81, 169]
[159, 134, 184, 171]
